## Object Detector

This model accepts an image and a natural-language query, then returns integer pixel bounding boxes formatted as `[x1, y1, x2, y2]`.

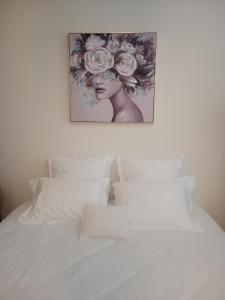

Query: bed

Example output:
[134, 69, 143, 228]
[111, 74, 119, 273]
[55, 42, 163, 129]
[1, 201, 225, 300]
[1, 155, 225, 300]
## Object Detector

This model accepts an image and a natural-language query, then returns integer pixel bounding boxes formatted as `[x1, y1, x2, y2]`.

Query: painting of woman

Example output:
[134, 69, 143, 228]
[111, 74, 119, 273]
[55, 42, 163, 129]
[69, 33, 156, 123]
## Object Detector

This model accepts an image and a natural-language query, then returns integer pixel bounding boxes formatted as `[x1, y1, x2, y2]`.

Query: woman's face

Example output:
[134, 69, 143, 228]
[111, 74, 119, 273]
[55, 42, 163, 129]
[91, 70, 123, 100]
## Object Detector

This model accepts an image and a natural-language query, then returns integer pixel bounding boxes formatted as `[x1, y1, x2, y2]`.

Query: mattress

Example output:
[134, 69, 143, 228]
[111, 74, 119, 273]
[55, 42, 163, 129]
[0, 202, 225, 300]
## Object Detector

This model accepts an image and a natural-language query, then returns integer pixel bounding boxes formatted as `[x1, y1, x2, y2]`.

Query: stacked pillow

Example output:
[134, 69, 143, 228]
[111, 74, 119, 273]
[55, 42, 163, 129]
[48, 155, 113, 180]
[117, 156, 184, 181]
[19, 155, 113, 225]
[113, 156, 202, 232]
[19, 177, 110, 225]
[19, 155, 203, 240]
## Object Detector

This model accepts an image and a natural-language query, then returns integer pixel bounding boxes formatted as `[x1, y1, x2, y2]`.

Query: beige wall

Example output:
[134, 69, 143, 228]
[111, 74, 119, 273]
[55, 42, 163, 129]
[1, 0, 225, 228]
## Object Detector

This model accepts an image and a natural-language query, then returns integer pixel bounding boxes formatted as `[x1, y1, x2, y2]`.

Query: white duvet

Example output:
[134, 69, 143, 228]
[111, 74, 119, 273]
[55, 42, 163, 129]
[0, 202, 225, 300]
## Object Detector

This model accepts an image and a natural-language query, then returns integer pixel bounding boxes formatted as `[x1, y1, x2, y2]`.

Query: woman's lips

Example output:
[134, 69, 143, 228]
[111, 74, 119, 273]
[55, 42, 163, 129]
[96, 88, 106, 94]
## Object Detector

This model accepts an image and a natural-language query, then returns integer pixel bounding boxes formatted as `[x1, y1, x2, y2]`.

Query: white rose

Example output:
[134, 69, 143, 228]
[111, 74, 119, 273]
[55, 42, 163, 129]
[121, 41, 136, 54]
[106, 39, 120, 53]
[84, 47, 114, 74]
[114, 53, 137, 77]
[136, 54, 146, 65]
[85, 35, 106, 51]
[70, 54, 81, 68]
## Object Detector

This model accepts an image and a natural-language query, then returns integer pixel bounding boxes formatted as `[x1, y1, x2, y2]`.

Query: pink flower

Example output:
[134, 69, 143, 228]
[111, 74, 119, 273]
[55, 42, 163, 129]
[106, 39, 120, 54]
[85, 35, 105, 51]
[121, 41, 136, 54]
[136, 54, 146, 65]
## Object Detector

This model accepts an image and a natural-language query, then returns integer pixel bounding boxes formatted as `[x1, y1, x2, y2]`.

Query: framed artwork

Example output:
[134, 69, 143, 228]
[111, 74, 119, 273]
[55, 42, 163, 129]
[69, 32, 157, 123]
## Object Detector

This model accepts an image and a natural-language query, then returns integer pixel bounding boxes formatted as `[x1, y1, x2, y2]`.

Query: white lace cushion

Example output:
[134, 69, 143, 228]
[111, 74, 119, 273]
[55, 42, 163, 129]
[18, 177, 110, 224]
[117, 156, 184, 181]
[79, 204, 129, 241]
[48, 155, 114, 179]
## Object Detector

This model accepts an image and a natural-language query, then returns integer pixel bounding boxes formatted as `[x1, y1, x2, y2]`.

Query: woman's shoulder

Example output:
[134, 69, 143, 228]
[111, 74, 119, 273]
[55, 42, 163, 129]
[113, 105, 143, 123]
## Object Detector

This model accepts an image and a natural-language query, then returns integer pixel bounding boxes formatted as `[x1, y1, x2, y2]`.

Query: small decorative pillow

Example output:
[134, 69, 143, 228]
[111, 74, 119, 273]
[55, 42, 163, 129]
[79, 204, 129, 241]
[18, 177, 110, 224]
[117, 156, 184, 181]
[113, 177, 203, 231]
[49, 155, 114, 180]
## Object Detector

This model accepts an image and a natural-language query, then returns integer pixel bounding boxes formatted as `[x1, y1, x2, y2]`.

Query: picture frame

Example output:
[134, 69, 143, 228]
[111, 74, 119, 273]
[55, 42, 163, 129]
[69, 32, 157, 123]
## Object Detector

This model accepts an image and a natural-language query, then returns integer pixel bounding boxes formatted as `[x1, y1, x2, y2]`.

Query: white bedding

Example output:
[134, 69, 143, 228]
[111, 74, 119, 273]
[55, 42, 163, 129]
[0, 202, 225, 300]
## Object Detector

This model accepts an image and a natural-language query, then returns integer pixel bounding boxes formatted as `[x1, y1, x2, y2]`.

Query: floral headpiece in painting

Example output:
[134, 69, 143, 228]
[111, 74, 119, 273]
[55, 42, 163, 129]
[70, 33, 156, 101]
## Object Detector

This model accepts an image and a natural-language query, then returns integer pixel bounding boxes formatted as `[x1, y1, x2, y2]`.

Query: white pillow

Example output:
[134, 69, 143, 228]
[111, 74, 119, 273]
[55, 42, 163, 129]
[18, 177, 110, 224]
[79, 203, 129, 241]
[49, 155, 113, 179]
[113, 177, 203, 231]
[117, 156, 184, 181]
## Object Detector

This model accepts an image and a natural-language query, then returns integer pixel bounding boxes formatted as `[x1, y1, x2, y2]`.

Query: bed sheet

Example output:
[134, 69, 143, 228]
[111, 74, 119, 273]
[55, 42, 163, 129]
[0, 202, 225, 300]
